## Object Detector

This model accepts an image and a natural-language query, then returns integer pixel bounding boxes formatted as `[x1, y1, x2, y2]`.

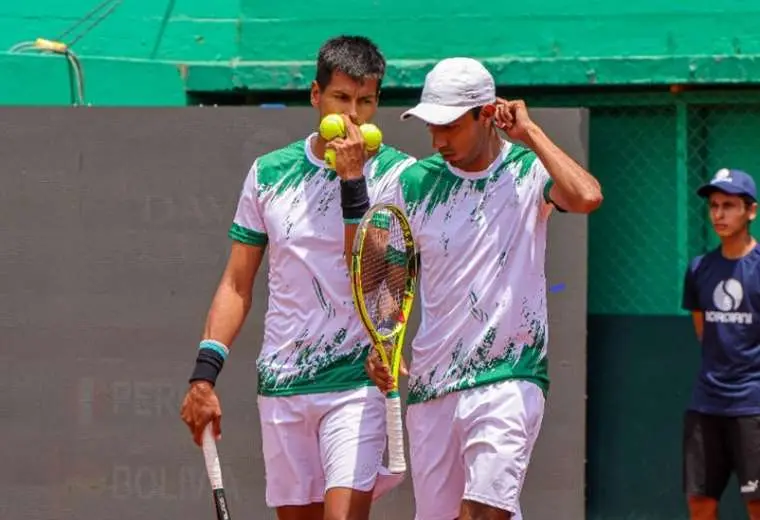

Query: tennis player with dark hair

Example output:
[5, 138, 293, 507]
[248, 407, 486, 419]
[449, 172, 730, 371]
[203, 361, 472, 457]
[681, 168, 760, 520]
[180, 35, 414, 520]
[345, 57, 602, 520]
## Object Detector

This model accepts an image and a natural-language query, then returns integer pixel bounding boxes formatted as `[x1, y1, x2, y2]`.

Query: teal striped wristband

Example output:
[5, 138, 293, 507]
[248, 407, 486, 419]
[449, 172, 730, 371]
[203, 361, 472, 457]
[199, 339, 229, 360]
[189, 339, 230, 385]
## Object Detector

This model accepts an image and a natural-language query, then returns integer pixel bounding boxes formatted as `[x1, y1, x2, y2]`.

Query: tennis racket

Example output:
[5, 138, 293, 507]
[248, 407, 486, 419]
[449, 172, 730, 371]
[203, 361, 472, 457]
[350, 202, 418, 474]
[202, 423, 232, 520]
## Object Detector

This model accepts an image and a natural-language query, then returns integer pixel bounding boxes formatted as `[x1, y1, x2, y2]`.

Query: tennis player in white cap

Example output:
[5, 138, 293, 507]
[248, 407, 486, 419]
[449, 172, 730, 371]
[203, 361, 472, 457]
[361, 57, 603, 520]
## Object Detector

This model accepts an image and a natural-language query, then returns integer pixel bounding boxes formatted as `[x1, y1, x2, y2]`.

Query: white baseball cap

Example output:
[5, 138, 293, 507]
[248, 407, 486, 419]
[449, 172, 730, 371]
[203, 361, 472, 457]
[401, 57, 496, 125]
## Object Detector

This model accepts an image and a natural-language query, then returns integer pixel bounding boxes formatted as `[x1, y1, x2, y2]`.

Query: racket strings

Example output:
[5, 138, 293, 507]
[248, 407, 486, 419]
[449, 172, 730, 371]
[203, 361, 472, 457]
[360, 211, 408, 336]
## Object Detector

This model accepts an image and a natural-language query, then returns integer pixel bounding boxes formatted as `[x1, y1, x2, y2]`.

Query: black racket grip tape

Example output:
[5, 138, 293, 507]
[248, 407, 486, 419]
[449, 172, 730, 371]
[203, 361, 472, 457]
[213, 488, 232, 520]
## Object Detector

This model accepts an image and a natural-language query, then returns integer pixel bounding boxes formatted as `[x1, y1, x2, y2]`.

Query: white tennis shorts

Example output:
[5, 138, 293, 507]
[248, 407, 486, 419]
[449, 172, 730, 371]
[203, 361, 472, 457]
[258, 385, 403, 508]
[407, 379, 545, 520]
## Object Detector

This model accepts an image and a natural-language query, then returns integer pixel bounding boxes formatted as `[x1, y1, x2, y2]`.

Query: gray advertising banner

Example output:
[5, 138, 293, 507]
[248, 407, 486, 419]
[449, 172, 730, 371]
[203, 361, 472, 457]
[0, 106, 587, 520]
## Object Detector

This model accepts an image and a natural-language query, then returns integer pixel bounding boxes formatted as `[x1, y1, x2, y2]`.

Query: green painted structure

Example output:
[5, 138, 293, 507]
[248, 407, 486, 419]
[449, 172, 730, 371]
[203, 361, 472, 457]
[2, 0, 760, 104]
[3, 1, 760, 518]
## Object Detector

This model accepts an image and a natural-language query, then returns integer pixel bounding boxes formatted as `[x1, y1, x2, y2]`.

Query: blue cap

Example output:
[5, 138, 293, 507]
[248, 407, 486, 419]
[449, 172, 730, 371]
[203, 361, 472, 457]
[697, 168, 757, 201]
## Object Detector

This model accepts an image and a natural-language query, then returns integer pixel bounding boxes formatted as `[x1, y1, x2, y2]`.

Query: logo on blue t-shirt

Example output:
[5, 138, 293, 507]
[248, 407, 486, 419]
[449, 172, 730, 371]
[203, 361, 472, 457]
[707, 278, 753, 324]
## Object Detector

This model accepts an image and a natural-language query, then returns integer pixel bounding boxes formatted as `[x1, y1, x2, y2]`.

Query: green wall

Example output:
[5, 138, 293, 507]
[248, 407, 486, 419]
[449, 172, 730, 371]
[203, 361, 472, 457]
[2, 0, 760, 105]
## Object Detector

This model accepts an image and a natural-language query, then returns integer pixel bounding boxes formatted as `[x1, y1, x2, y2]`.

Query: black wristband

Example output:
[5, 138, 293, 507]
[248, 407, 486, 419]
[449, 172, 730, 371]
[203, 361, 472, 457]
[189, 348, 226, 386]
[340, 177, 370, 221]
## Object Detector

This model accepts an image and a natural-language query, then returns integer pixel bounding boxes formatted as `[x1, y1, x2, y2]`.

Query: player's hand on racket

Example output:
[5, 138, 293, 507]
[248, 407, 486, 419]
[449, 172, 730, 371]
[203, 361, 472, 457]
[180, 381, 222, 447]
[494, 98, 540, 146]
[326, 114, 366, 181]
[365, 347, 408, 393]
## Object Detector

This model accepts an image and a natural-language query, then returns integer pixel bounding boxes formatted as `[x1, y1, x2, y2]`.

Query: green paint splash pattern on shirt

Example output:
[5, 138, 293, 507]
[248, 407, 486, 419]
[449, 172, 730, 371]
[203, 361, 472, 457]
[256, 140, 412, 202]
[399, 145, 547, 405]
[506, 143, 538, 184]
[400, 144, 538, 218]
[247, 139, 413, 396]
[257, 328, 373, 396]
[368, 145, 415, 183]
[407, 316, 549, 405]
[255, 140, 328, 199]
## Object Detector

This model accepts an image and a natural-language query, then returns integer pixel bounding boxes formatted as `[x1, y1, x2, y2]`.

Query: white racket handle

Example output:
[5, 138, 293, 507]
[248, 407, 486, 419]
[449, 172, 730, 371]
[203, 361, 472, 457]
[202, 423, 224, 490]
[386, 394, 406, 473]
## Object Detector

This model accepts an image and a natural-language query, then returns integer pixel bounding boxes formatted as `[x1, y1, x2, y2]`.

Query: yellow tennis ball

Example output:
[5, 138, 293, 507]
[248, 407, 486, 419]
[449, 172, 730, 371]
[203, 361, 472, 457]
[360, 123, 383, 151]
[319, 114, 346, 141]
[324, 149, 337, 170]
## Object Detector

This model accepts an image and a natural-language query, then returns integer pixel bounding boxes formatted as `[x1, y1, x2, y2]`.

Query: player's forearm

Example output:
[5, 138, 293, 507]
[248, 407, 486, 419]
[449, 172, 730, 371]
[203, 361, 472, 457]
[202, 281, 253, 349]
[525, 125, 602, 213]
[340, 176, 371, 271]
[189, 282, 252, 387]
[691, 312, 704, 342]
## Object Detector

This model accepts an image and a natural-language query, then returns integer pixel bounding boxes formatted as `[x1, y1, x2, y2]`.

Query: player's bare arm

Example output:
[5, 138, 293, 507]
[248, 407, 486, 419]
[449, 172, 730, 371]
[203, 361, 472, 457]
[495, 98, 602, 214]
[690, 311, 704, 341]
[180, 242, 265, 446]
[203, 242, 264, 344]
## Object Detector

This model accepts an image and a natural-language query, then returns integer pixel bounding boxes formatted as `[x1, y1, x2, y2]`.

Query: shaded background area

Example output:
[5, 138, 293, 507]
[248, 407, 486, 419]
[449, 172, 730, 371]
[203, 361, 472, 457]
[0, 107, 587, 519]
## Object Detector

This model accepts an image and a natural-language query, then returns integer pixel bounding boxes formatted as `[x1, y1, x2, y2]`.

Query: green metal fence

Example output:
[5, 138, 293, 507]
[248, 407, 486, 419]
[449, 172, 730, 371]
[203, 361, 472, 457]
[521, 89, 760, 317]
[596, 93, 760, 317]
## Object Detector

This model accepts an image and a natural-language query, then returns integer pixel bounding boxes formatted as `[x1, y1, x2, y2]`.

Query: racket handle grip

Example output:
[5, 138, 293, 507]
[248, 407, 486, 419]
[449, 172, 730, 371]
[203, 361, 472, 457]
[202, 423, 224, 490]
[386, 394, 406, 473]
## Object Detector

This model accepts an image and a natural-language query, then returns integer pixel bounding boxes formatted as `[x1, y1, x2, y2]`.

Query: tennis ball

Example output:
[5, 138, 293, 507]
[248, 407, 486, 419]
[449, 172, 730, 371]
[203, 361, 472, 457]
[324, 149, 337, 170]
[360, 123, 383, 151]
[319, 114, 346, 141]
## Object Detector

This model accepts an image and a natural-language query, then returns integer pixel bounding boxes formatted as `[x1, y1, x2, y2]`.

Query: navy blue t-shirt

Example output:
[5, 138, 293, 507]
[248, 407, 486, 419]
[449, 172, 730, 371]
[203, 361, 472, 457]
[682, 244, 760, 416]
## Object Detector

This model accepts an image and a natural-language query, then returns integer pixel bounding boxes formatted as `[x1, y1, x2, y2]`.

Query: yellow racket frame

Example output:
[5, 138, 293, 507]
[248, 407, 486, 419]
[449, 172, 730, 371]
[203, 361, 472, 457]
[350, 203, 417, 392]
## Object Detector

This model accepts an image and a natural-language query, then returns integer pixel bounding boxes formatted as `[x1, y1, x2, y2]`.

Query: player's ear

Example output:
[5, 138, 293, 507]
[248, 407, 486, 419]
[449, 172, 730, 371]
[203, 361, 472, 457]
[310, 80, 320, 108]
[479, 104, 496, 127]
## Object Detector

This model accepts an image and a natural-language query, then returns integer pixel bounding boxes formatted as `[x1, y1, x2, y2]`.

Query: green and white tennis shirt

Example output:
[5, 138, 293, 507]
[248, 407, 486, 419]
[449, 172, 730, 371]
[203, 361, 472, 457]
[230, 133, 414, 397]
[385, 140, 554, 405]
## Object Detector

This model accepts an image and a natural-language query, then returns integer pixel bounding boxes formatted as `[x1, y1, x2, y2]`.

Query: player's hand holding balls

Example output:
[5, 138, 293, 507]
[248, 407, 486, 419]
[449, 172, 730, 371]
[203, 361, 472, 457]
[320, 113, 383, 179]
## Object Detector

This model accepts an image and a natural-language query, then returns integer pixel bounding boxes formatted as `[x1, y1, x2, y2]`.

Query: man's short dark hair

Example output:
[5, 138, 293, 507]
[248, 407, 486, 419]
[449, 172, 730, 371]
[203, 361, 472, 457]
[315, 35, 386, 92]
